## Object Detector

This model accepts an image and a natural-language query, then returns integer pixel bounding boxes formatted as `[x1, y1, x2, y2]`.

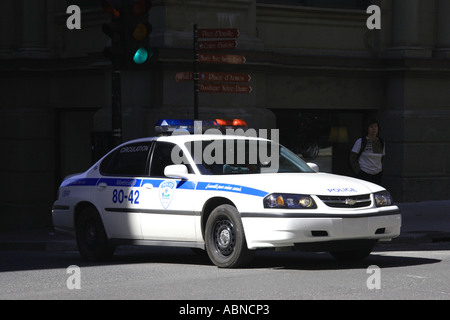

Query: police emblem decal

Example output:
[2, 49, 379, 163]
[159, 180, 176, 209]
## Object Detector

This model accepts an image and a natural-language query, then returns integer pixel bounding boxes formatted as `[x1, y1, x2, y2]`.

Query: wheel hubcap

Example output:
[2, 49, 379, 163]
[213, 219, 235, 256]
[84, 223, 97, 247]
[219, 229, 230, 247]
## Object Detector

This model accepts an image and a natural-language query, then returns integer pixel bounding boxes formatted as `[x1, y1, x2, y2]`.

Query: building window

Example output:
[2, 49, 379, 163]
[68, 0, 97, 10]
[257, 0, 369, 10]
[304, 0, 369, 9]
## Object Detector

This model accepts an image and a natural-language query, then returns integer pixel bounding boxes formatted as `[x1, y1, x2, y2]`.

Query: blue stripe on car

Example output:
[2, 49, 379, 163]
[62, 178, 266, 197]
[196, 182, 267, 197]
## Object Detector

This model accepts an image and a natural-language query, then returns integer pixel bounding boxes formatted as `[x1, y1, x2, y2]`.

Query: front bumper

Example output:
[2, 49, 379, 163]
[241, 207, 401, 249]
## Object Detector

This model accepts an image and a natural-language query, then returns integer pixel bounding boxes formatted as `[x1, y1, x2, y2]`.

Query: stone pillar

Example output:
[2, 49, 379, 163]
[17, 0, 50, 57]
[389, 0, 432, 57]
[0, 0, 15, 53]
[435, 0, 450, 57]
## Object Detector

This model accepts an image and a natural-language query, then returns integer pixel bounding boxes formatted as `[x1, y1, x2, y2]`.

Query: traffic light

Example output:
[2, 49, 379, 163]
[125, 0, 153, 66]
[101, 0, 125, 69]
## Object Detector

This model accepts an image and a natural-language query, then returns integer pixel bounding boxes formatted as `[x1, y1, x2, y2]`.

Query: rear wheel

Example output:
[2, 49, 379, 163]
[76, 206, 115, 261]
[205, 204, 254, 268]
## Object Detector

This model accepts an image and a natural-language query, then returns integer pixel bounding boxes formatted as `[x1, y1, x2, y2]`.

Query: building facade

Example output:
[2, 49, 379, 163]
[1, 0, 450, 230]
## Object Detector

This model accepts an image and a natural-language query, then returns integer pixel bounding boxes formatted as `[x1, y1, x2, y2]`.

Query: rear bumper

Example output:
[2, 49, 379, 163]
[52, 204, 75, 234]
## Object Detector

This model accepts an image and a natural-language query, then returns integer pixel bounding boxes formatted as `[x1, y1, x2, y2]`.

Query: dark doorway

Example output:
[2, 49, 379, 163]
[55, 108, 97, 186]
[271, 108, 369, 177]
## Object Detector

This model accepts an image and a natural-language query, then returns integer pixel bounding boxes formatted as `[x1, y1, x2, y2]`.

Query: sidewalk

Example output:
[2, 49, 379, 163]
[0, 227, 76, 252]
[394, 200, 450, 244]
[0, 200, 449, 251]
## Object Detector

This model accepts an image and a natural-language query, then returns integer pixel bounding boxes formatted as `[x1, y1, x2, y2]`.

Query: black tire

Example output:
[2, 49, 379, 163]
[329, 242, 374, 261]
[205, 204, 254, 268]
[76, 206, 115, 261]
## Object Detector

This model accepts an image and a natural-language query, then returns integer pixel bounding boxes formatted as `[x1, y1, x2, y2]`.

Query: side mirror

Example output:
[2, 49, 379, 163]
[307, 163, 319, 172]
[164, 164, 191, 180]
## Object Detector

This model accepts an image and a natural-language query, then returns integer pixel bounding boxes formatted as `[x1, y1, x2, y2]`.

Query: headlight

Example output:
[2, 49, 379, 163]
[374, 190, 393, 207]
[264, 193, 317, 209]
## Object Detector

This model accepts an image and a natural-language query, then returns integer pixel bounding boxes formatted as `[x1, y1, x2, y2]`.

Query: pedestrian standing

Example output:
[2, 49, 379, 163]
[350, 119, 385, 185]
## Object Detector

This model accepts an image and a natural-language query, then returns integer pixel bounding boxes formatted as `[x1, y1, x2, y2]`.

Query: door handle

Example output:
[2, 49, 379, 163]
[142, 183, 153, 190]
[97, 182, 107, 191]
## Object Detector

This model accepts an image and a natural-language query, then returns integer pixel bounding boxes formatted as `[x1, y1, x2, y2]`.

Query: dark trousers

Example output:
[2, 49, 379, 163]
[357, 170, 383, 186]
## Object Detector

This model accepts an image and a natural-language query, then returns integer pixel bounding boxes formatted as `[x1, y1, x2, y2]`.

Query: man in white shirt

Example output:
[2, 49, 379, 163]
[350, 119, 385, 185]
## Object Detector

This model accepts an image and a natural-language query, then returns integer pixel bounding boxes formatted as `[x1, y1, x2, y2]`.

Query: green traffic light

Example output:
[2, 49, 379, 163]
[133, 47, 153, 64]
[133, 47, 147, 64]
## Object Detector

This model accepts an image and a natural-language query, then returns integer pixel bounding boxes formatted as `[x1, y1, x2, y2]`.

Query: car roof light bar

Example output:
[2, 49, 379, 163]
[154, 118, 248, 135]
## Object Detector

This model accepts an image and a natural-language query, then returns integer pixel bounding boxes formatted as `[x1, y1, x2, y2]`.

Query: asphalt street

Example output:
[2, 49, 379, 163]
[0, 199, 449, 301]
[1, 241, 450, 300]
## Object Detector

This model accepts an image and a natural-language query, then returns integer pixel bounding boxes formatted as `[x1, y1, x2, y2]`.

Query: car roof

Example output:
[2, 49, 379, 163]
[121, 134, 270, 146]
[159, 133, 269, 143]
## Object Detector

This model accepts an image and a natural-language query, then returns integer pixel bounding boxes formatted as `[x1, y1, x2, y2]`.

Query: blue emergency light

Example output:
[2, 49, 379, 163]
[155, 119, 194, 130]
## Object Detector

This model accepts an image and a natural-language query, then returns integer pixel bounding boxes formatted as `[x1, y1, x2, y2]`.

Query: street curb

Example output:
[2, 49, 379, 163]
[0, 240, 77, 252]
[390, 231, 450, 245]
[0, 242, 48, 251]
[0, 227, 77, 252]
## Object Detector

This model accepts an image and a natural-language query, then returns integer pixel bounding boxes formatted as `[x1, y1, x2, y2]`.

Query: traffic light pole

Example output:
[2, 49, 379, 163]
[109, 0, 125, 147]
[103, 0, 152, 147]
[112, 68, 122, 146]
[193, 24, 199, 120]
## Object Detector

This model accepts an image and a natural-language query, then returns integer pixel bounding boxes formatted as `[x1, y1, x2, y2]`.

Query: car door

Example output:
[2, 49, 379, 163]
[95, 141, 153, 240]
[140, 141, 198, 242]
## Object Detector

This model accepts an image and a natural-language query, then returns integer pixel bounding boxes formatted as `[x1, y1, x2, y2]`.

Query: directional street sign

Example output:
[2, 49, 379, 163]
[199, 83, 253, 94]
[199, 53, 246, 65]
[175, 72, 193, 82]
[201, 72, 251, 82]
[197, 28, 240, 39]
[198, 40, 238, 51]
[176, 72, 251, 83]
[189, 25, 251, 101]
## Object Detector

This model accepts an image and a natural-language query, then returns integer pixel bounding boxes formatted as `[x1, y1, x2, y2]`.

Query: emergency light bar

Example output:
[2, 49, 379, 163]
[215, 119, 248, 127]
[155, 118, 248, 135]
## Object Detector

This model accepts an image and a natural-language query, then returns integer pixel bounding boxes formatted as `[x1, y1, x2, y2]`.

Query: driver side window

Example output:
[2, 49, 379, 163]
[149, 142, 193, 177]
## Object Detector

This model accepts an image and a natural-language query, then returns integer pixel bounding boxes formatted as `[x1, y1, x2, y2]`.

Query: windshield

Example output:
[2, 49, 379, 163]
[185, 139, 315, 175]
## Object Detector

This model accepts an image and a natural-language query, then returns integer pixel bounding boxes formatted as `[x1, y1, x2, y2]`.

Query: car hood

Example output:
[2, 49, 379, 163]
[200, 172, 384, 196]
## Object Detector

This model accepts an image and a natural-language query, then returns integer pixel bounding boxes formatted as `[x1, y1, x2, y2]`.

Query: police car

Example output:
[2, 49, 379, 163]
[52, 119, 401, 268]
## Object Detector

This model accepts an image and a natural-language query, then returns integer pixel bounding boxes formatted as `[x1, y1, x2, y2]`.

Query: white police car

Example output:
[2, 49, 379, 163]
[52, 119, 401, 268]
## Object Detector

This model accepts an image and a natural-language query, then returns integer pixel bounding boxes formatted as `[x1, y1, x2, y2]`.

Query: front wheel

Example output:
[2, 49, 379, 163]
[205, 205, 254, 268]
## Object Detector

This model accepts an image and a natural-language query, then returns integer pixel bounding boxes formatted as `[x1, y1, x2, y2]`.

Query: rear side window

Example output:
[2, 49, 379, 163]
[100, 142, 152, 176]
